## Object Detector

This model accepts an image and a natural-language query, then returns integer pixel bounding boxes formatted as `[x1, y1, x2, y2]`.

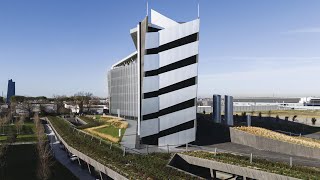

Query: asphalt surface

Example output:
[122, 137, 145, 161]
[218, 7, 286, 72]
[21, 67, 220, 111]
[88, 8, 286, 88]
[44, 124, 95, 180]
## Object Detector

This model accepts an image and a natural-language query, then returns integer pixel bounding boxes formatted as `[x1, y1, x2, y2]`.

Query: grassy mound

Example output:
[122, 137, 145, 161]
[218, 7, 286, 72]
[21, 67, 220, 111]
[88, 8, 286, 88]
[235, 126, 320, 148]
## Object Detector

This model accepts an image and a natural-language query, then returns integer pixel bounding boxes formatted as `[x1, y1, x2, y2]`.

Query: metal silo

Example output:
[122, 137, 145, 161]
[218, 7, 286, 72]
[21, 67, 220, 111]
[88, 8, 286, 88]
[212, 95, 221, 123]
[225, 95, 234, 126]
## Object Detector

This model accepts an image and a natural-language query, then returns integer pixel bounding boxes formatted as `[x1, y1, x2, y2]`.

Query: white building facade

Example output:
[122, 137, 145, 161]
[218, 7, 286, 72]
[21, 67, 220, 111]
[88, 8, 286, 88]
[108, 10, 199, 146]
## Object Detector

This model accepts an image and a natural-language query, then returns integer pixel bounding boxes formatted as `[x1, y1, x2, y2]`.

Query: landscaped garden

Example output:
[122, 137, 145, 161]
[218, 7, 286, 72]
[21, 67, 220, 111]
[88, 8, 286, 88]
[48, 116, 197, 179]
[182, 151, 320, 179]
[78, 116, 128, 143]
[0, 122, 37, 143]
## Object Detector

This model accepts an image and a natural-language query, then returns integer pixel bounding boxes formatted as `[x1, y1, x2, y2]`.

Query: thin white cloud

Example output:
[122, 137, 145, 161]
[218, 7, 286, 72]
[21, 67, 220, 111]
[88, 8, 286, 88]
[285, 27, 320, 34]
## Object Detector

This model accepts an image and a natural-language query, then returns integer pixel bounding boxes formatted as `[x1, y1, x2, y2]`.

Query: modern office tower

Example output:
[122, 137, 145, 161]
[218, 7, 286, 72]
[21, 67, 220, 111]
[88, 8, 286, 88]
[212, 95, 221, 123]
[108, 9, 199, 146]
[6, 79, 15, 104]
[224, 95, 234, 126]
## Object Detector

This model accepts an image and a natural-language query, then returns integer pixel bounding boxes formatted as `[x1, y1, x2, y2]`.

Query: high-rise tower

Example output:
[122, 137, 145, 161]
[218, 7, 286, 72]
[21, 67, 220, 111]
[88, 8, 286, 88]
[6, 79, 15, 104]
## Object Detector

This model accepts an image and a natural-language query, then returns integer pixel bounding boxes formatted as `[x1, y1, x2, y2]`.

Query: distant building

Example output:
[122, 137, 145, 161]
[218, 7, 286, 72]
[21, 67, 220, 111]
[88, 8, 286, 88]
[300, 97, 320, 106]
[6, 79, 15, 104]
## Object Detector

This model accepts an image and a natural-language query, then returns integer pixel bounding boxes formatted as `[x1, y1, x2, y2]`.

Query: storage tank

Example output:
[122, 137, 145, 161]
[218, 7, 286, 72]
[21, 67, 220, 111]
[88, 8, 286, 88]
[212, 95, 221, 123]
[225, 95, 234, 126]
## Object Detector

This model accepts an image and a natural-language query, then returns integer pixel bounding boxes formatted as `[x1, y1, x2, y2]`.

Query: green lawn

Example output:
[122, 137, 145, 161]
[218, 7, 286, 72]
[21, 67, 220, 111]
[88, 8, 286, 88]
[0, 122, 37, 143]
[183, 151, 320, 180]
[16, 134, 37, 142]
[77, 116, 104, 129]
[96, 125, 126, 138]
[0, 136, 7, 141]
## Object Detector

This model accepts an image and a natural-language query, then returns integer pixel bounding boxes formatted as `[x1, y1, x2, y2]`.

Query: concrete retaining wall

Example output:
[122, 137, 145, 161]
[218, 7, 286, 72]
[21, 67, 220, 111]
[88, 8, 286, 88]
[45, 117, 128, 180]
[230, 128, 320, 160]
[174, 153, 300, 180]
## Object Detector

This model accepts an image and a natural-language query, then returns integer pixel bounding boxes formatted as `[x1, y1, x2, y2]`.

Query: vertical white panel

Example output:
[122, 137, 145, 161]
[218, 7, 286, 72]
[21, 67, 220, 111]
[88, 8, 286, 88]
[143, 76, 159, 93]
[140, 118, 159, 137]
[159, 85, 197, 110]
[142, 97, 159, 115]
[159, 42, 198, 67]
[145, 32, 159, 49]
[159, 106, 196, 131]
[159, 64, 197, 89]
[144, 54, 159, 71]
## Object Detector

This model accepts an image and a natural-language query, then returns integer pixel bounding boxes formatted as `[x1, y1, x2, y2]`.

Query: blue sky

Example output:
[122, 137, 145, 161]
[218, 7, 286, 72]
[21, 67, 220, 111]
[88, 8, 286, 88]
[0, 0, 320, 98]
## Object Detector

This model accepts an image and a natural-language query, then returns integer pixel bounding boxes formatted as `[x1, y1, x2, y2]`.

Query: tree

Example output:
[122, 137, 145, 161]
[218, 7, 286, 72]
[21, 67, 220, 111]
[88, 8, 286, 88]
[53, 95, 69, 115]
[275, 115, 280, 122]
[73, 92, 93, 114]
[0, 97, 4, 104]
[258, 112, 262, 120]
[292, 115, 297, 122]
[267, 110, 272, 117]
[241, 112, 247, 121]
[15, 115, 25, 134]
[34, 113, 52, 180]
[311, 118, 317, 125]
[10, 96, 26, 103]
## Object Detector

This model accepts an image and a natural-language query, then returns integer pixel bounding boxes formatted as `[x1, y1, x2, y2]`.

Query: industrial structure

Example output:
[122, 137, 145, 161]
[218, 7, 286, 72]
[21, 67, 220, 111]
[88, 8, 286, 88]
[212, 95, 221, 123]
[108, 10, 199, 146]
[224, 95, 234, 126]
[6, 79, 15, 104]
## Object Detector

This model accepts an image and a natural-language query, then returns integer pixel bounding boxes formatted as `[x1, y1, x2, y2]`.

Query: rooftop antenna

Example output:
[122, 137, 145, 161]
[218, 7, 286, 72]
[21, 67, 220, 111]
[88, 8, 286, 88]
[197, 0, 200, 18]
[146, 0, 149, 16]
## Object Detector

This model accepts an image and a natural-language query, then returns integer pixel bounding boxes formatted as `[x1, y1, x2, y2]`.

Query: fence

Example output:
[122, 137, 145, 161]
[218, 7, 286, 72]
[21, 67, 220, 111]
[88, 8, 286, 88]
[183, 144, 319, 168]
[47, 116, 320, 171]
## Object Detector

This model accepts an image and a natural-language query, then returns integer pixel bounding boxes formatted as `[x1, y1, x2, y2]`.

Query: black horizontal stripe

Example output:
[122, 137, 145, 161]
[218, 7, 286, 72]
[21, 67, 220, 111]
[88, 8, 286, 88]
[148, 26, 161, 32]
[141, 120, 195, 145]
[145, 55, 197, 77]
[143, 98, 196, 120]
[144, 77, 196, 99]
[146, 33, 198, 54]
[159, 120, 194, 138]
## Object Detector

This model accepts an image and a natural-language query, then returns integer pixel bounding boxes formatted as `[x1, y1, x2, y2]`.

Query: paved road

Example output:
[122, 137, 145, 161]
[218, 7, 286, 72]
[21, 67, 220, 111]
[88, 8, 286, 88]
[187, 142, 320, 168]
[44, 124, 95, 180]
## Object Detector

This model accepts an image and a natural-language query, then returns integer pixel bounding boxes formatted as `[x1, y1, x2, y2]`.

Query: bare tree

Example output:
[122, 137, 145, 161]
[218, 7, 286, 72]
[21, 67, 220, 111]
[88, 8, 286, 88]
[53, 95, 70, 115]
[34, 113, 52, 180]
[74, 92, 93, 114]
[15, 115, 25, 135]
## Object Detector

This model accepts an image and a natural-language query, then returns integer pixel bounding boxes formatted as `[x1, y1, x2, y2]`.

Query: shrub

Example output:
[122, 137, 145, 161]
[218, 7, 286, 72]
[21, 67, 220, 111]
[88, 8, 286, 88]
[267, 110, 272, 117]
[285, 116, 289, 121]
[292, 115, 297, 122]
[312, 118, 317, 125]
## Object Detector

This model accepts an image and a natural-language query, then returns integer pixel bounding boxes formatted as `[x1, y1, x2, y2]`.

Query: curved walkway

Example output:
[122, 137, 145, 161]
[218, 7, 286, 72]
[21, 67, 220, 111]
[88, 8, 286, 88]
[44, 124, 94, 180]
